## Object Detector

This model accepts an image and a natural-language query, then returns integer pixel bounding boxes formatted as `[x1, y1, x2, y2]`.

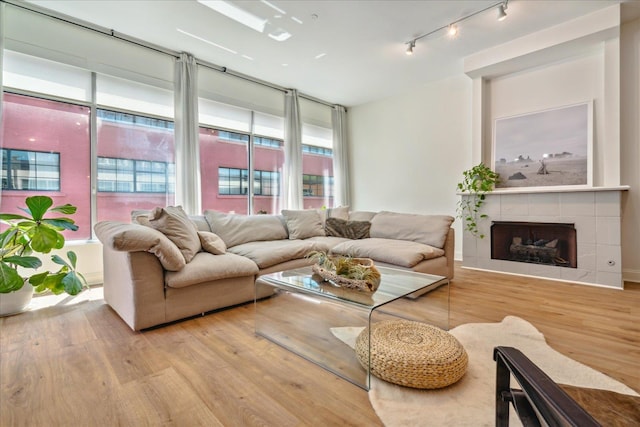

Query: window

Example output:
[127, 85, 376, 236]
[0, 93, 91, 239]
[1, 149, 61, 191]
[2, 48, 335, 240]
[218, 167, 248, 195]
[198, 98, 285, 215]
[252, 131, 284, 214]
[218, 130, 249, 143]
[97, 157, 174, 193]
[255, 136, 282, 149]
[301, 121, 334, 208]
[302, 145, 332, 157]
[96, 108, 175, 223]
[3, 51, 177, 228]
[303, 174, 333, 198]
[218, 167, 280, 196]
[254, 170, 280, 196]
[97, 110, 174, 130]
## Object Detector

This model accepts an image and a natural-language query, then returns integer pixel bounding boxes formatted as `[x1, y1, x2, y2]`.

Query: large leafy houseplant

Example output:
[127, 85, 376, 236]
[456, 163, 500, 239]
[0, 196, 87, 295]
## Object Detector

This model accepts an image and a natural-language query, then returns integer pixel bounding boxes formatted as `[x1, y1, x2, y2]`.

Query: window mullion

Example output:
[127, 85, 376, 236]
[90, 72, 98, 238]
[248, 111, 255, 214]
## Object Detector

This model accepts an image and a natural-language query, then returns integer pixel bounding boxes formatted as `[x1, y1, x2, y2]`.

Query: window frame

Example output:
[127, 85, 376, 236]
[1, 148, 61, 192]
[218, 166, 280, 196]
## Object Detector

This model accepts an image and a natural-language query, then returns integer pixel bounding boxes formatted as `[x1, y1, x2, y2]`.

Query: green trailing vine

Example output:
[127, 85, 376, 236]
[456, 163, 500, 239]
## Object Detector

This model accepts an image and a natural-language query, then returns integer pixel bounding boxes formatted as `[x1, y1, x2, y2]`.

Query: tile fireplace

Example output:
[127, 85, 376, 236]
[461, 188, 626, 289]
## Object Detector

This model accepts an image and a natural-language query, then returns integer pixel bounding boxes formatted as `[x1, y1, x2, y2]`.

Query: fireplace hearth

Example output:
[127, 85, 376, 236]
[491, 221, 577, 268]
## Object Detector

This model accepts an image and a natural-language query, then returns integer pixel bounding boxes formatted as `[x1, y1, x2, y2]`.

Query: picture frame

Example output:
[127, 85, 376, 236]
[492, 101, 593, 189]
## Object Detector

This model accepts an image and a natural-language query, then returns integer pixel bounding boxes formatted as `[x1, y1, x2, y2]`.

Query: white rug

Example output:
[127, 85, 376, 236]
[331, 316, 638, 427]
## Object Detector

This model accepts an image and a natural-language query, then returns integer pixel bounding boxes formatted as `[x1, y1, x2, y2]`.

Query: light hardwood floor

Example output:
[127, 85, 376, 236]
[1, 264, 638, 426]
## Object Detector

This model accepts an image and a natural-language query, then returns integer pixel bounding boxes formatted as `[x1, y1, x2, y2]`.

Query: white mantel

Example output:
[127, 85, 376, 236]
[484, 185, 630, 195]
[458, 185, 630, 196]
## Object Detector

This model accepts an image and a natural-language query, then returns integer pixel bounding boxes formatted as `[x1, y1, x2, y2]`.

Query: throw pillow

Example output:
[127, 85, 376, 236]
[94, 221, 186, 272]
[327, 205, 350, 221]
[198, 231, 226, 255]
[281, 209, 325, 240]
[148, 206, 201, 263]
[131, 209, 152, 226]
[325, 217, 371, 240]
[317, 205, 350, 226]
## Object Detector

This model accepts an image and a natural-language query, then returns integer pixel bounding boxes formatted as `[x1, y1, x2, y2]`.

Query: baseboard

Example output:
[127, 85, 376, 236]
[84, 272, 104, 286]
[623, 268, 640, 284]
[460, 266, 623, 290]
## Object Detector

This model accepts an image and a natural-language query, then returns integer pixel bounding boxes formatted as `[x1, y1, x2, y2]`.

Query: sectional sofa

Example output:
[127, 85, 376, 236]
[94, 206, 455, 331]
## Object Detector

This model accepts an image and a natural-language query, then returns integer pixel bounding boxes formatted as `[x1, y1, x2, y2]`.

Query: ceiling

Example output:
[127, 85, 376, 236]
[23, 0, 626, 107]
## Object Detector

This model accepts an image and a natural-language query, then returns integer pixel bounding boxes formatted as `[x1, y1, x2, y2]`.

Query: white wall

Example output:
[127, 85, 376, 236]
[348, 74, 472, 259]
[347, 17, 640, 283]
[38, 241, 104, 286]
[620, 17, 640, 283]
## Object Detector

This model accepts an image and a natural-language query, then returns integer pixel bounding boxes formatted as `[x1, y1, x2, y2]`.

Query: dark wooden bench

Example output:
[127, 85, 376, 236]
[493, 346, 640, 427]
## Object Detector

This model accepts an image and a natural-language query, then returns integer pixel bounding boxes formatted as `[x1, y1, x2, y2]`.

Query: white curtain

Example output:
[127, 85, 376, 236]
[332, 105, 350, 207]
[284, 89, 302, 209]
[174, 52, 201, 214]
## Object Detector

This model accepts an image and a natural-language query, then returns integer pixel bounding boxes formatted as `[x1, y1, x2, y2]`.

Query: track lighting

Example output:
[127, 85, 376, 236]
[403, 0, 511, 55]
[406, 40, 415, 55]
[498, 1, 508, 21]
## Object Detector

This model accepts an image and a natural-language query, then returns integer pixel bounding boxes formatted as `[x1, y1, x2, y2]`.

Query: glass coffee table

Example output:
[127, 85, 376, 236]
[254, 266, 449, 390]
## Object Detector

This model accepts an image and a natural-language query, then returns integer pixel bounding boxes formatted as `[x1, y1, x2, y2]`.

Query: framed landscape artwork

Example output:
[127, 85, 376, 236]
[493, 101, 593, 189]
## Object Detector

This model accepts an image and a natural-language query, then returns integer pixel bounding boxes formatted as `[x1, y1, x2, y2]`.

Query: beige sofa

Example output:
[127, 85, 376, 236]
[95, 207, 454, 331]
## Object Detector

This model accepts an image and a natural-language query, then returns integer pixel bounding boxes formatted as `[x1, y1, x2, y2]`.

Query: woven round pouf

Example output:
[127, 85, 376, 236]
[355, 319, 468, 389]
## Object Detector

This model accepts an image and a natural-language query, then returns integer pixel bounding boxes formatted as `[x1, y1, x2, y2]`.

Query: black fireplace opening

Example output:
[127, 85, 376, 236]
[491, 221, 577, 268]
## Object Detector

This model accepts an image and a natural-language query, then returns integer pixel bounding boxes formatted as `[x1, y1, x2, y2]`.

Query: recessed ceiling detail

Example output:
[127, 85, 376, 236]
[198, 0, 293, 42]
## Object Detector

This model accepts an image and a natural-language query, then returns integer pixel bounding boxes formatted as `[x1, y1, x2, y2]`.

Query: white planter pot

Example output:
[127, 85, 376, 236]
[0, 281, 34, 316]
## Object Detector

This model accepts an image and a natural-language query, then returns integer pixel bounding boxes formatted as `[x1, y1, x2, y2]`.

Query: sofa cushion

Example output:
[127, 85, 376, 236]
[370, 211, 454, 249]
[228, 239, 326, 269]
[204, 210, 288, 248]
[349, 211, 377, 222]
[165, 252, 258, 288]
[330, 238, 445, 268]
[148, 206, 201, 263]
[282, 209, 325, 239]
[304, 235, 351, 250]
[190, 215, 211, 232]
[94, 221, 186, 271]
[198, 231, 226, 255]
[325, 217, 371, 239]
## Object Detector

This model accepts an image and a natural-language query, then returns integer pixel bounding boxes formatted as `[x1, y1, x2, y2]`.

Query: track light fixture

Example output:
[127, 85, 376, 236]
[406, 40, 415, 55]
[498, 1, 508, 21]
[404, 0, 510, 56]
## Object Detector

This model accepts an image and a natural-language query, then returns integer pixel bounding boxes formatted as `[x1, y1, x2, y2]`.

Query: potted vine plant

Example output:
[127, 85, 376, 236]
[456, 163, 500, 238]
[0, 195, 88, 315]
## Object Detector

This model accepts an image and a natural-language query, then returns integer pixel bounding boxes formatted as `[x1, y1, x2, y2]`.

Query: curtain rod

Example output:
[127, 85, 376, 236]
[1, 0, 337, 109]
